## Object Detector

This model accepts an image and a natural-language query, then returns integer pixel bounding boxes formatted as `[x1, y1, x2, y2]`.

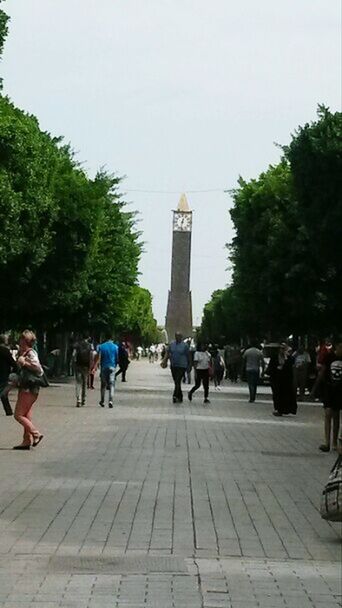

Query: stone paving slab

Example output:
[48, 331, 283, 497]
[0, 556, 340, 607]
[0, 361, 340, 607]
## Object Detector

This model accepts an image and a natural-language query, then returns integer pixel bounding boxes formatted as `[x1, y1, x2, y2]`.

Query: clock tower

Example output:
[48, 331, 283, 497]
[165, 194, 193, 341]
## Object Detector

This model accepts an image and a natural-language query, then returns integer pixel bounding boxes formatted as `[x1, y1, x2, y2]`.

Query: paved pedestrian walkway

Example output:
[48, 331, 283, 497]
[0, 361, 340, 608]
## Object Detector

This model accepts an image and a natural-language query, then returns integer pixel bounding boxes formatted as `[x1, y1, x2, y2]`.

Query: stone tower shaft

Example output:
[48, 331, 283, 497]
[165, 194, 193, 341]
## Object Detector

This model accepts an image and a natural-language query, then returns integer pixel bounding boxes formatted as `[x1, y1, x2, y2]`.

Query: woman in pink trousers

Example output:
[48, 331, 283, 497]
[13, 330, 44, 450]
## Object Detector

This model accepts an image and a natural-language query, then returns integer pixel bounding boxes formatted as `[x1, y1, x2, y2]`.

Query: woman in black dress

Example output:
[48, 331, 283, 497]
[267, 343, 297, 416]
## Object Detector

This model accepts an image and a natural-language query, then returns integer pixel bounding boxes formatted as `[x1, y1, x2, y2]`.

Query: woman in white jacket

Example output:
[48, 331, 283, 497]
[188, 343, 211, 404]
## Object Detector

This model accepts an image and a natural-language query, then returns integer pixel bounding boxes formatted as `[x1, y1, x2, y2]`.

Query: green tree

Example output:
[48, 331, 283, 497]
[78, 171, 142, 333]
[0, 97, 61, 326]
[0, 3, 151, 350]
[26, 152, 106, 329]
[0, 97, 143, 334]
[229, 161, 310, 337]
[120, 285, 159, 345]
[285, 105, 342, 333]
[201, 107, 342, 342]
[201, 287, 244, 344]
[0, 0, 9, 88]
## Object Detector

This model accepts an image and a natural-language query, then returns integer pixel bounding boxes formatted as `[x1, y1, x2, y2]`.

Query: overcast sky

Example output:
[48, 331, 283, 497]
[1, 0, 340, 325]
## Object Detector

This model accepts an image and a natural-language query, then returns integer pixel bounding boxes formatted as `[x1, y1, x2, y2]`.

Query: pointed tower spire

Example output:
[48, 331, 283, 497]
[177, 193, 190, 212]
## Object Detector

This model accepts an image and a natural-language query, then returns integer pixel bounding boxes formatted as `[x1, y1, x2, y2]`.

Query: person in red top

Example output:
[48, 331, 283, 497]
[310, 338, 333, 400]
[318, 342, 342, 452]
[317, 338, 333, 366]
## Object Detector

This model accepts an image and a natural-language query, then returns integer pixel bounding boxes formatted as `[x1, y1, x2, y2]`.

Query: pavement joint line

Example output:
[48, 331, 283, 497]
[107, 410, 319, 427]
[3, 553, 342, 564]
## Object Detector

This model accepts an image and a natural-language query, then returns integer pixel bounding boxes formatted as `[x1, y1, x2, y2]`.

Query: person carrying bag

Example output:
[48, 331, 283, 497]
[19, 362, 49, 389]
[12, 330, 45, 450]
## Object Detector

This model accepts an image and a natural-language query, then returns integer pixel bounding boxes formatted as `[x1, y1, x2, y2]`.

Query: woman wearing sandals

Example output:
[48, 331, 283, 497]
[13, 330, 44, 450]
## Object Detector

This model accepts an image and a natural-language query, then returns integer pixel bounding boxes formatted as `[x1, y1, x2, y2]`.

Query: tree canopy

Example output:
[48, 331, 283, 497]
[0, 1, 159, 346]
[201, 107, 342, 343]
[120, 286, 160, 345]
[285, 105, 342, 331]
[0, 15, 157, 344]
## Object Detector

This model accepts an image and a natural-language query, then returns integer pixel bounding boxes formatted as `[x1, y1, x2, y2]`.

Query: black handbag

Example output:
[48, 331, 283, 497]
[19, 368, 49, 389]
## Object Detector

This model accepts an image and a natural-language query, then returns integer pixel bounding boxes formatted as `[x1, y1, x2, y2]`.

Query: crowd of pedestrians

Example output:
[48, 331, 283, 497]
[161, 332, 341, 455]
[0, 330, 341, 458]
[71, 333, 132, 409]
[0, 330, 134, 448]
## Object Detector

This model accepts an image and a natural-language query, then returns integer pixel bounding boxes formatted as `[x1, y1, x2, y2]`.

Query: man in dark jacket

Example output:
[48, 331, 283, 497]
[0, 334, 18, 416]
[115, 342, 130, 382]
[161, 332, 190, 403]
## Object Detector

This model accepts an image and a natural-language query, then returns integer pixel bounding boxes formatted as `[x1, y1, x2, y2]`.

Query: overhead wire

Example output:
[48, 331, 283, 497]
[125, 188, 229, 194]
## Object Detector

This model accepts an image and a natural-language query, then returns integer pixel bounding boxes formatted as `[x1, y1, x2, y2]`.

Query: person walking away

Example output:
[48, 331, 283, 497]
[149, 344, 156, 363]
[187, 340, 195, 384]
[48, 348, 60, 377]
[161, 333, 189, 403]
[115, 342, 130, 382]
[66, 340, 74, 376]
[188, 343, 211, 404]
[293, 346, 311, 400]
[230, 346, 241, 383]
[13, 330, 44, 450]
[338, 424, 342, 456]
[307, 342, 318, 395]
[73, 334, 92, 407]
[317, 342, 342, 452]
[224, 345, 231, 380]
[0, 334, 18, 416]
[182, 339, 192, 384]
[243, 342, 264, 402]
[87, 339, 96, 390]
[93, 332, 118, 408]
[317, 338, 333, 367]
[212, 347, 225, 389]
[267, 343, 297, 416]
[311, 338, 333, 400]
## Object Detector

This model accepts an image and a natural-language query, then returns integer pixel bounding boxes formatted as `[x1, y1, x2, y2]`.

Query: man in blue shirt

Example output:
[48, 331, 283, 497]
[162, 332, 190, 403]
[93, 332, 118, 408]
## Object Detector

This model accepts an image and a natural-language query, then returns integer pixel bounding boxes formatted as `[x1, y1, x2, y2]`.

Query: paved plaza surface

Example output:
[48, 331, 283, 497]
[0, 361, 341, 608]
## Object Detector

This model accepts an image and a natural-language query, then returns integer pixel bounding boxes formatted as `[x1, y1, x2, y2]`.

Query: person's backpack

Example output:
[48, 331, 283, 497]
[76, 341, 91, 367]
[330, 360, 342, 384]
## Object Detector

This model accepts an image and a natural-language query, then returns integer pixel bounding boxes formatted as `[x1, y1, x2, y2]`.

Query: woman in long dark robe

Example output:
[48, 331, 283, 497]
[267, 344, 297, 416]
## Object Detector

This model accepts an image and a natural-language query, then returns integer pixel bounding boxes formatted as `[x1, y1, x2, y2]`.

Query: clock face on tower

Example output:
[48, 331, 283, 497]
[173, 212, 192, 232]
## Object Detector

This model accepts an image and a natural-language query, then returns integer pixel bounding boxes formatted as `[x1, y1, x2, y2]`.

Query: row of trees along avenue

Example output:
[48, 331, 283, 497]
[0, 1, 160, 357]
[201, 106, 342, 344]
